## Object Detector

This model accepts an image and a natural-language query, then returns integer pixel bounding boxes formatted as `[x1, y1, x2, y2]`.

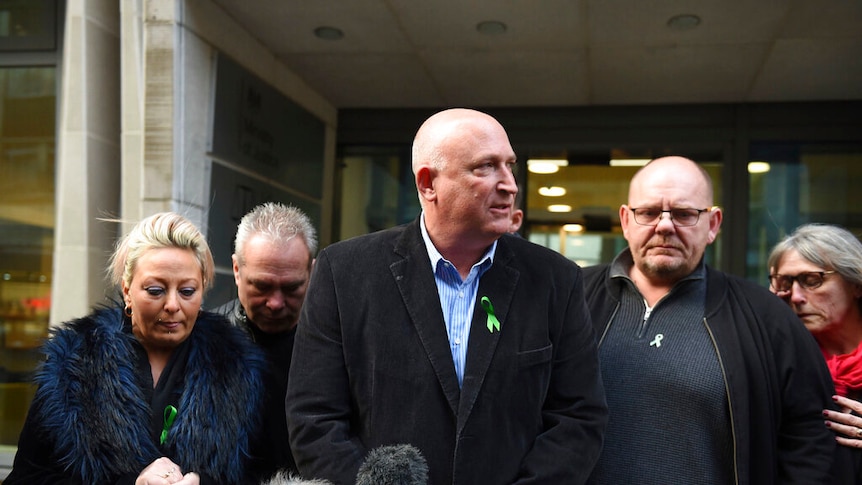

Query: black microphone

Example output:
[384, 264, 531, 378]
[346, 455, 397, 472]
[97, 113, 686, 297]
[261, 470, 333, 485]
[355, 444, 429, 485]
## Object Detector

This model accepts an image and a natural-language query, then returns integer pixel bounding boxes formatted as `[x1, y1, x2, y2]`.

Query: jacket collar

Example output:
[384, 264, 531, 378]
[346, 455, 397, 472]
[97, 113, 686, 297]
[391, 219, 518, 431]
[34, 306, 264, 483]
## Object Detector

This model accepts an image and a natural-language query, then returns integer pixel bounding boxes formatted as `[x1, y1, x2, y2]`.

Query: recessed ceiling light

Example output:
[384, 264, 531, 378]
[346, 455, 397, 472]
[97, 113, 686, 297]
[563, 224, 584, 233]
[748, 161, 771, 174]
[527, 158, 567, 174]
[314, 26, 344, 40]
[548, 204, 572, 213]
[476, 21, 507, 35]
[667, 14, 701, 31]
[609, 158, 651, 167]
[538, 186, 567, 197]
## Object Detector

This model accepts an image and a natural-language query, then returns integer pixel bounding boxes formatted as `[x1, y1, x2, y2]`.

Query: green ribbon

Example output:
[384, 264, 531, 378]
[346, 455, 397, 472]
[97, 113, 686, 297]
[160, 405, 177, 445]
[481, 296, 500, 333]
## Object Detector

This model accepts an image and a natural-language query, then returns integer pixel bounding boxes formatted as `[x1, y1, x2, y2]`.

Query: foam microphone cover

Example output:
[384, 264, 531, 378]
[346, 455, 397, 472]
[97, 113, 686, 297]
[355, 444, 429, 485]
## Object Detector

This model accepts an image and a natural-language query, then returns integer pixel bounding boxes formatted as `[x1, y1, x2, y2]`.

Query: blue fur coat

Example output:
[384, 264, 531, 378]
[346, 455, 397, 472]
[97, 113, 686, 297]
[6, 306, 266, 484]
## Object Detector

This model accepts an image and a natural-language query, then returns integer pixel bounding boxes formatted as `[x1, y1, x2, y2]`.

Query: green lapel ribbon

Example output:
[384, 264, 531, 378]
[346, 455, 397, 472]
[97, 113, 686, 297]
[481, 296, 501, 333]
[160, 405, 177, 445]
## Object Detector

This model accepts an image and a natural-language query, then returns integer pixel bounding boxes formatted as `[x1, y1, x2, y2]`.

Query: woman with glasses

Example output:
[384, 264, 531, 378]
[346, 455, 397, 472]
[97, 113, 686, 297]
[769, 223, 862, 481]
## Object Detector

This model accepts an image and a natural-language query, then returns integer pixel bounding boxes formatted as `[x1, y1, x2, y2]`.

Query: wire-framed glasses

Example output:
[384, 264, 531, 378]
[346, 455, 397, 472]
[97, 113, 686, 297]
[629, 207, 715, 227]
[768, 271, 836, 292]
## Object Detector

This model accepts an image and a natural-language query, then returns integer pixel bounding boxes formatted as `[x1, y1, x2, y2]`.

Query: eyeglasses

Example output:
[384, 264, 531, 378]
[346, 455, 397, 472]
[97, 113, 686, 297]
[629, 207, 715, 227]
[768, 271, 836, 292]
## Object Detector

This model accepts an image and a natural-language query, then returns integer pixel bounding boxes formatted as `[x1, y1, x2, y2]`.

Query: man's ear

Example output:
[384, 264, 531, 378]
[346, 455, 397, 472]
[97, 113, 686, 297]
[706, 206, 723, 244]
[232, 254, 241, 285]
[416, 166, 436, 202]
[619, 204, 631, 237]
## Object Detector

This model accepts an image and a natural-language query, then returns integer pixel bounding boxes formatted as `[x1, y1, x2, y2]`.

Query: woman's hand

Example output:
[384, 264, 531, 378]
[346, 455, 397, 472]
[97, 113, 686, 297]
[135, 457, 199, 484]
[824, 395, 862, 448]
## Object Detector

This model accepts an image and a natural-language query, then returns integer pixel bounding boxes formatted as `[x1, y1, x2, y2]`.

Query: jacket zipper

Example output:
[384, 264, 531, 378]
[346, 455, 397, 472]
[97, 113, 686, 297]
[598, 303, 740, 485]
[703, 316, 740, 485]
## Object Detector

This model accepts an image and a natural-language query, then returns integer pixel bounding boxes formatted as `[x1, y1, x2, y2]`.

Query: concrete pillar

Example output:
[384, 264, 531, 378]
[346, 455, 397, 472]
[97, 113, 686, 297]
[51, 0, 121, 323]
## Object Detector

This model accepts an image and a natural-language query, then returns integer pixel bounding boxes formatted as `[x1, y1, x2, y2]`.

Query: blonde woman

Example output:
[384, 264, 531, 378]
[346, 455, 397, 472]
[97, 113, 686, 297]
[7, 213, 266, 485]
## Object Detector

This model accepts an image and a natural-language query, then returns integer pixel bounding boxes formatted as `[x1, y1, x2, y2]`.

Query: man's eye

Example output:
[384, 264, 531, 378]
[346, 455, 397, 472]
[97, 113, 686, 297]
[282, 284, 304, 294]
[179, 288, 197, 297]
[673, 211, 696, 222]
[145, 286, 165, 296]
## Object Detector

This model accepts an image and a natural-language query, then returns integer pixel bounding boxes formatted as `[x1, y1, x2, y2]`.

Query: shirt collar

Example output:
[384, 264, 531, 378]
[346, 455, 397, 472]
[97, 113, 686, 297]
[420, 212, 497, 272]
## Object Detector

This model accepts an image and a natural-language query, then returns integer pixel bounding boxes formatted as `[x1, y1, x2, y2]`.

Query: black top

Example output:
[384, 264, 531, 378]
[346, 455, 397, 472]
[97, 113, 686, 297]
[214, 298, 298, 480]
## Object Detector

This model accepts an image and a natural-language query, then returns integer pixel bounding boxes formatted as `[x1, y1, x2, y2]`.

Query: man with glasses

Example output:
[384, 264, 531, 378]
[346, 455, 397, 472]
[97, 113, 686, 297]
[582, 156, 839, 484]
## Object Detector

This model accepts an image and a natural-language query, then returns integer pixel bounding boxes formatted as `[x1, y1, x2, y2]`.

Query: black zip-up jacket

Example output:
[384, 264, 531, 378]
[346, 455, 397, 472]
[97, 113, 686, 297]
[584, 262, 845, 484]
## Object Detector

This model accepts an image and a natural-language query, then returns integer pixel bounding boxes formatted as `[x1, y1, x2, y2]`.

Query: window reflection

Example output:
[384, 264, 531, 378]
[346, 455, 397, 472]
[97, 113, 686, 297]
[339, 149, 419, 240]
[0, 66, 55, 446]
[748, 143, 862, 283]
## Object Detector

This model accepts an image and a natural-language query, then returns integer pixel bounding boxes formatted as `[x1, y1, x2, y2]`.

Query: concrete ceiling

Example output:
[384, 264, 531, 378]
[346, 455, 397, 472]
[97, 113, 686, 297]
[212, 0, 862, 109]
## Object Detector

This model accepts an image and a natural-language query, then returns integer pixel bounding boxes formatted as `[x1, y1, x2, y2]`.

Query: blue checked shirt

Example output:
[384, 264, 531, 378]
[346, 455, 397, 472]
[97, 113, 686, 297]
[420, 214, 496, 387]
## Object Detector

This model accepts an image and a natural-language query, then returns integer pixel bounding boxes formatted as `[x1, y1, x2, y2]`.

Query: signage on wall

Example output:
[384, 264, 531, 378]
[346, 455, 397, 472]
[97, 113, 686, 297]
[206, 52, 326, 307]
[208, 52, 325, 199]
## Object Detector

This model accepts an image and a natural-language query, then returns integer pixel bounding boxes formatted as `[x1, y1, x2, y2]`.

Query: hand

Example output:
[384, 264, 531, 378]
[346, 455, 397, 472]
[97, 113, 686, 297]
[135, 457, 199, 485]
[824, 395, 862, 448]
[173, 472, 200, 485]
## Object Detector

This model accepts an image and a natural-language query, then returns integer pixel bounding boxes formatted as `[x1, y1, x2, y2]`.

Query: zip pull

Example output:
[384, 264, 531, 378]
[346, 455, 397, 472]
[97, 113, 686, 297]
[642, 300, 653, 325]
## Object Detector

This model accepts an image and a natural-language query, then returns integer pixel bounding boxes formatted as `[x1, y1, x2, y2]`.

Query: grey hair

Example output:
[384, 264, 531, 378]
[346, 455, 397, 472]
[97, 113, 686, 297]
[108, 212, 215, 291]
[768, 223, 862, 288]
[233, 202, 317, 266]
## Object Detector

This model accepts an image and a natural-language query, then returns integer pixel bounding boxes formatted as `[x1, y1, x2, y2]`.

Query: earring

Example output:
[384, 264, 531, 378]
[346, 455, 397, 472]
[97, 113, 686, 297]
[124, 306, 133, 317]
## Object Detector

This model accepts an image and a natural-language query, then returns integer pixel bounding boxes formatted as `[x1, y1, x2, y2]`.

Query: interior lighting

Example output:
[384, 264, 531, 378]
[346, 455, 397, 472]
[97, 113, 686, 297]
[538, 186, 567, 197]
[609, 158, 651, 167]
[563, 223, 584, 233]
[527, 158, 567, 174]
[748, 161, 771, 174]
[548, 204, 572, 213]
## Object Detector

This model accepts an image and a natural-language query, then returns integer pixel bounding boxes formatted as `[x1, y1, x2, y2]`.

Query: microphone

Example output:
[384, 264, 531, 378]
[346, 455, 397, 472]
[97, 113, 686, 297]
[355, 444, 429, 485]
[261, 470, 333, 485]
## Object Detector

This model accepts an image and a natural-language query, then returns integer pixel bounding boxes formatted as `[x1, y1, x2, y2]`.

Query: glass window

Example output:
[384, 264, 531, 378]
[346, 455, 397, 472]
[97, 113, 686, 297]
[747, 143, 862, 284]
[0, 66, 55, 447]
[338, 147, 418, 240]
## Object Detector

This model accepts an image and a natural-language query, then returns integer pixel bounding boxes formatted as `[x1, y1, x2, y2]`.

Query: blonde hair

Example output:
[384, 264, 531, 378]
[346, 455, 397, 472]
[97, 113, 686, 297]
[109, 212, 215, 291]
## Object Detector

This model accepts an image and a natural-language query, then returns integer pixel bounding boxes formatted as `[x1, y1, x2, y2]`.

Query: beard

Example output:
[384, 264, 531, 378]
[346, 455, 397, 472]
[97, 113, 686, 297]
[638, 257, 690, 283]
[636, 240, 697, 284]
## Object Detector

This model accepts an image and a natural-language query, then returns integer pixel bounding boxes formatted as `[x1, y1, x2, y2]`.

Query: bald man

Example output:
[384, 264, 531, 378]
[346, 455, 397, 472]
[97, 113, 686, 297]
[287, 108, 607, 484]
[583, 156, 840, 484]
